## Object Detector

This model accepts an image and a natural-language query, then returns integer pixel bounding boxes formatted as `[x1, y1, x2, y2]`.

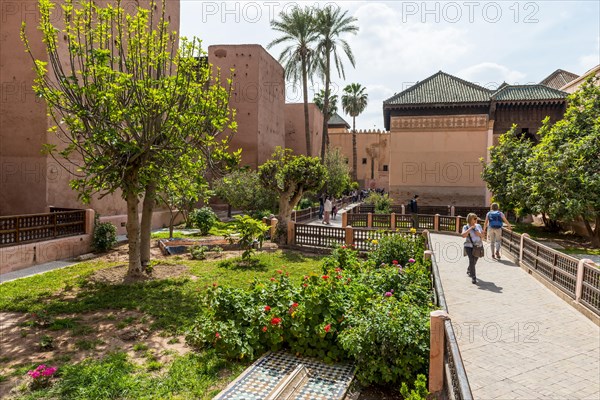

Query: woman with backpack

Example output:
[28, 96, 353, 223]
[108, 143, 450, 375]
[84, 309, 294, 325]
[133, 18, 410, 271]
[483, 203, 512, 259]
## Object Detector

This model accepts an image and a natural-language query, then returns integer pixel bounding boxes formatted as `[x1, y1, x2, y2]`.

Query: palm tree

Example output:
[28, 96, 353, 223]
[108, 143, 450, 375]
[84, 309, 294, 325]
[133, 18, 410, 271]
[314, 5, 359, 160]
[342, 83, 368, 181]
[268, 6, 317, 156]
[313, 89, 338, 121]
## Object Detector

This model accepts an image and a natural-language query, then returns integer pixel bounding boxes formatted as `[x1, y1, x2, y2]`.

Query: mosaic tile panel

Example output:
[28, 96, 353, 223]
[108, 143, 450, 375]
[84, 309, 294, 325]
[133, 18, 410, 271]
[214, 351, 354, 400]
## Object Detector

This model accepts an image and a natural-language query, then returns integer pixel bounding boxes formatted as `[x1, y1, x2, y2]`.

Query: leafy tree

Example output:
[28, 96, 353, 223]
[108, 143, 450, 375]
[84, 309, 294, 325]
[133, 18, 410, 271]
[314, 5, 359, 159]
[342, 83, 369, 181]
[156, 158, 212, 239]
[214, 169, 278, 215]
[313, 89, 339, 121]
[268, 6, 317, 156]
[258, 148, 326, 243]
[22, 0, 236, 276]
[530, 77, 600, 246]
[481, 125, 534, 215]
[322, 148, 352, 198]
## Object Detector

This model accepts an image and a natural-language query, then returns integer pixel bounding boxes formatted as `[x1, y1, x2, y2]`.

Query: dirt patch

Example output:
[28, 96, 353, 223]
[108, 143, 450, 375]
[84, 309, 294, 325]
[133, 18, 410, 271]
[88, 264, 190, 285]
[0, 310, 190, 398]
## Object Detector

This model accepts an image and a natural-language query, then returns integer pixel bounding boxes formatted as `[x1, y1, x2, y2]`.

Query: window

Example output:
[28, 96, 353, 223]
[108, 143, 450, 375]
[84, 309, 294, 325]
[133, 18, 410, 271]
[362, 158, 367, 165]
[383, 165, 389, 172]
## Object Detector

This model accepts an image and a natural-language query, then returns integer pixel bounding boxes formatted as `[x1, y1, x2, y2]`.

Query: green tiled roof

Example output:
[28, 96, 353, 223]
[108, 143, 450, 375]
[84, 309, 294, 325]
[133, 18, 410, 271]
[540, 69, 579, 90]
[383, 71, 492, 106]
[491, 84, 568, 101]
[328, 113, 350, 128]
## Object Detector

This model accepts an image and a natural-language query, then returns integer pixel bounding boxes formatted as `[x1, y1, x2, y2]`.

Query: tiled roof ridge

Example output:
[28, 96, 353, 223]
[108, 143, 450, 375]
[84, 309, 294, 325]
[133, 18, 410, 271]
[540, 68, 579, 83]
[384, 70, 490, 104]
[491, 84, 568, 99]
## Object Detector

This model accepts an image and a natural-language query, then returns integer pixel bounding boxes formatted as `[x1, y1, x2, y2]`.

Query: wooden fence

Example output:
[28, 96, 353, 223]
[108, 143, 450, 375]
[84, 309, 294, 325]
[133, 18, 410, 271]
[288, 215, 600, 316]
[349, 204, 514, 220]
[0, 210, 86, 247]
[291, 196, 352, 223]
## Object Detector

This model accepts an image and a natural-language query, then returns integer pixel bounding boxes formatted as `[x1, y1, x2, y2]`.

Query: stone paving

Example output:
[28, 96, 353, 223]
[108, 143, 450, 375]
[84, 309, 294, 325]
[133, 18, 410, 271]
[431, 233, 600, 400]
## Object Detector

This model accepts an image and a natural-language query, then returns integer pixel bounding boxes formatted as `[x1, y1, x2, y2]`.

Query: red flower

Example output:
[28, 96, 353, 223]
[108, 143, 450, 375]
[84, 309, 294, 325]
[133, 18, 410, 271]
[264, 305, 271, 312]
[212, 282, 218, 287]
[335, 268, 342, 273]
[392, 260, 399, 265]
[303, 275, 309, 280]
[322, 275, 329, 280]
[276, 269, 283, 274]
[302, 283, 308, 288]
[271, 317, 282, 325]
[292, 302, 299, 308]
[270, 277, 276, 282]
[262, 326, 268, 332]
[336, 275, 342, 279]
[324, 324, 331, 333]
[215, 332, 221, 339]
[341, 245, 346, 249]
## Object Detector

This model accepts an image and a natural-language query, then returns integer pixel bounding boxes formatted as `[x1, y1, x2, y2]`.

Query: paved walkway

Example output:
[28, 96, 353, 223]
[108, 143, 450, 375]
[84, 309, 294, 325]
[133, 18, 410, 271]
[431, 233, 600, 399]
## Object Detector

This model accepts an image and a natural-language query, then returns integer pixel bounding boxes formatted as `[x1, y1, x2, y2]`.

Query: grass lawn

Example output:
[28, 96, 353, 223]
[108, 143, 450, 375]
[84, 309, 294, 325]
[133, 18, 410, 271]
[511, 222, 599, 256]
[0, 248, 324, 399]
[150, 222, 237, 240]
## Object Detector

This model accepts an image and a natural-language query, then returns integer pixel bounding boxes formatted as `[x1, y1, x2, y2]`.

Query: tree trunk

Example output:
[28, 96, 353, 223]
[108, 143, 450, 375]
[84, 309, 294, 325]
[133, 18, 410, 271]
[125, 190, 143, 277]
[140, 181, 157, 268]
[276, 188, 304, 245]
[320, 50, 332, 160]
[302, 56, 311, 157]
[351, 116, 357, 181]
[582, 215, 600, 248]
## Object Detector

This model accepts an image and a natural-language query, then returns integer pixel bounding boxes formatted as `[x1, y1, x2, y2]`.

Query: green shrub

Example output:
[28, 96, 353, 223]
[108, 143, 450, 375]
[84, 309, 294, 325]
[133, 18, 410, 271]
[297, 197, 315, 210]
[364, 192, 392, 214]
[190, 245, 208, 260]
[227, 215, 270, 260]
[369, 232, 424, 268]
[400, 374, 430, 399]
[189, 207, 217, 235]
[186, 235, 432, 384]
[92, 222, 117, 252]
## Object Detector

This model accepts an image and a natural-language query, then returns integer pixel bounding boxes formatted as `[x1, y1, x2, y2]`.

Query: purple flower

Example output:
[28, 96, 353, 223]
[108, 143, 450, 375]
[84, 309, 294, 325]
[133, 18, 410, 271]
[391, 289, 394, 293]
[42, 367, 57, 377]
[384, 292, 393, 297]
[408, 258, 416, 263]
[28, 370, 41, 379]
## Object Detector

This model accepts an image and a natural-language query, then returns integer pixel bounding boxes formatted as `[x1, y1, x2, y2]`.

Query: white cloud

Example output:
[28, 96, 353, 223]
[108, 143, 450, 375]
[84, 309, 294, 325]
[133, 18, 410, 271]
[456, 63, 528, 88]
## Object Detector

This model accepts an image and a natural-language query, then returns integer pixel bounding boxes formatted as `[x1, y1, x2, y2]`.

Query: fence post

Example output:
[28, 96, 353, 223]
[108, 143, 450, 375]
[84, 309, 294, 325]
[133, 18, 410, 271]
[450, 206, 455, 216]
[287, 221, 295, 246]
[345, 225, 354, 247]
[270, 218, 278, 241]
[342, 212, 348, 228]
[367, 213, 373, 228]
[429, 310, 450, 395]
[390, 213, 396, 230]
[293, 210, 297, 223]
[455, 216, 461, 233]
[519, 233, 529, 264]
[401, 204, 405, 215]
[85, 209, 95, 234]
[422, 231, 430, 251]
[434, 214, 440, 232]
[575, 258, 593, 303]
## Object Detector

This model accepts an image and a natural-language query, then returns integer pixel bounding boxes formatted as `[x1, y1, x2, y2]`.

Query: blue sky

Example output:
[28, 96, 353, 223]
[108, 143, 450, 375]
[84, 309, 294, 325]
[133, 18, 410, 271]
[180, 1, 600, 130]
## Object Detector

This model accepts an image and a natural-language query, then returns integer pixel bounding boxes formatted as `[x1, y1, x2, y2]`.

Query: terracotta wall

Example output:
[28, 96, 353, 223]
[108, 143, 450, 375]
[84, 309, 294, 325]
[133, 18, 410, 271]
[284, 103, 324, 157]
[1, 0, 180, 223]
[0, 0, 48, 215]
[329, 129, 390, 190]
[209, 44, 285, 169]
[388, 115, 489, 206]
